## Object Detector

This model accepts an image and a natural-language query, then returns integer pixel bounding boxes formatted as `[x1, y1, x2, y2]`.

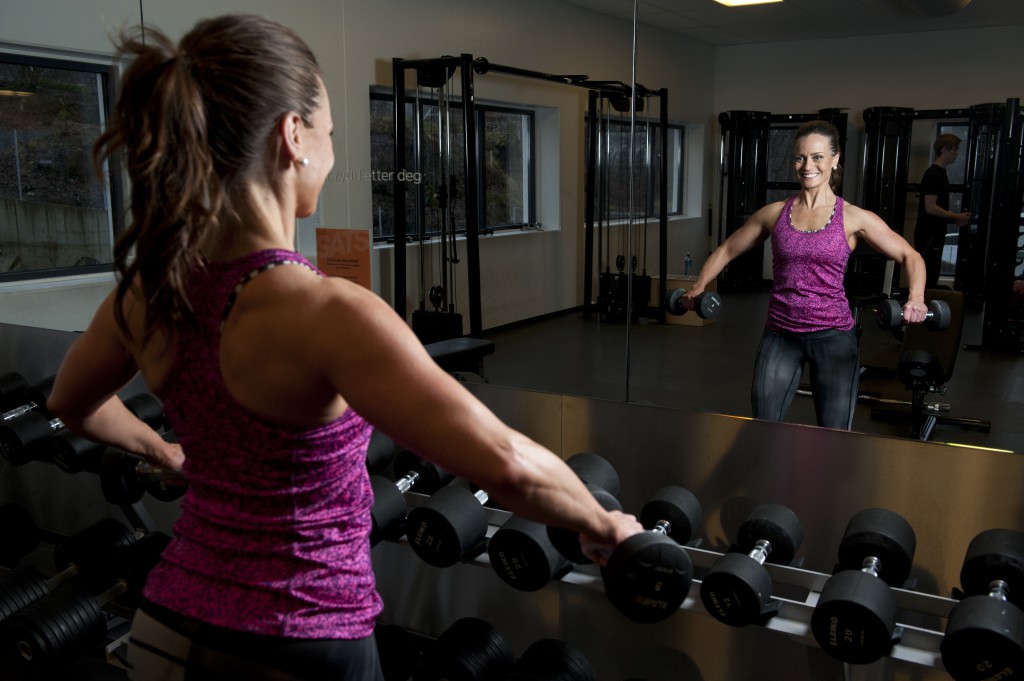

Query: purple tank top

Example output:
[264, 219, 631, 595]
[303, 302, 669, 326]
[143, 249, 382, 639]
[766, 195, 854, 333]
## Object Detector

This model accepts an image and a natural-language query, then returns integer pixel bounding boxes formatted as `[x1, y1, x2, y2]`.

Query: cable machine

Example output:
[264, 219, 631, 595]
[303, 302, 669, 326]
[392, 56, 478, 345]
[392, 55, 668, 337]
[715, 109, 848, 292]
[862, 99, 1023, 351]
[583, 86, 669, 324]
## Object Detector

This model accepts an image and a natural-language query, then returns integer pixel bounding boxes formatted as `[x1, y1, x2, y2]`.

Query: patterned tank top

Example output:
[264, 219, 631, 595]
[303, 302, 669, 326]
[143, 249, 382, 639]
[766, 195, 854, 333]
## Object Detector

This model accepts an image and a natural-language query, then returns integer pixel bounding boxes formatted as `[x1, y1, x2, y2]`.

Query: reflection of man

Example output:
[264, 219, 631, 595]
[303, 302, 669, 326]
[914, 133, 972, 288]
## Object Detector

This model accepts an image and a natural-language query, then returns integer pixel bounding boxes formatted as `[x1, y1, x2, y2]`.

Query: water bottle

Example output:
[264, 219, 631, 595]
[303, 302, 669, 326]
[684, 251, 693, 277]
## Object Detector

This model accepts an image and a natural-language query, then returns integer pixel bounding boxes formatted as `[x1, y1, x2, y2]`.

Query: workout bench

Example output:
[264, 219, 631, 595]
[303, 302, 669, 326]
[870, 289, 990, 441]
[423, 338, 496, 380]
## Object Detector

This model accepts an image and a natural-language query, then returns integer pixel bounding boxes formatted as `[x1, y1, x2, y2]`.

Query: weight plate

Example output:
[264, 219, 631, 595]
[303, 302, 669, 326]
[738, 503, 803, 566]
[602, 533, 693, 624]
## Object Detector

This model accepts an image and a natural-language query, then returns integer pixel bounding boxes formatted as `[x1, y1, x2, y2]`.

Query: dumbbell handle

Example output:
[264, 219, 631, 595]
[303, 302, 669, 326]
[42, 563, 82, 591]
[987, 579, 1010, 601]
[395, 471, 420, 495]
[2, 402, 42, 423]
[748, 539, 772, 565]
[650, 519, 672, 536]
[2, 415, 62, 434]
[900, 309, 939, 322]
[861, 555, 882, 578]
[94, 578, 128, 606]
[133, 460, 186, 484]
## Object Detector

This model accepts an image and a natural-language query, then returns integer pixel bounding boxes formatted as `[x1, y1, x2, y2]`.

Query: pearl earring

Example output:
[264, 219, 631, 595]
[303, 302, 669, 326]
[301, 158, 310, 166]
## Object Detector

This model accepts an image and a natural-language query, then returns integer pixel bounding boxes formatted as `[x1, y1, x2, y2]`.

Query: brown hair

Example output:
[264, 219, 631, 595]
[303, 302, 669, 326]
[94, 14, 322, 344]
[934, 133, 962, 156]
[794, 119, 843, 193]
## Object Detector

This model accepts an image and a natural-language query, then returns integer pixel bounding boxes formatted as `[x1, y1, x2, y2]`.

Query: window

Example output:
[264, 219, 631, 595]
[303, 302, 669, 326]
[369, 92, 535, 241]
[0, 51, 119, 281]
[591, 117, 685, 220]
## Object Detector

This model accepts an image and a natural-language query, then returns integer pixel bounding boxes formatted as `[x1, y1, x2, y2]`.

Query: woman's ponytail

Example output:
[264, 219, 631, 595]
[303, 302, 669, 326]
[94, 15, 322, 344]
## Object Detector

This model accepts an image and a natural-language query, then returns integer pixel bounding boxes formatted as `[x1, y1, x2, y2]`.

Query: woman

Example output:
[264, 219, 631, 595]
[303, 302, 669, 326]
[683, 120, 928, 430]
[47, 15, 640, 680]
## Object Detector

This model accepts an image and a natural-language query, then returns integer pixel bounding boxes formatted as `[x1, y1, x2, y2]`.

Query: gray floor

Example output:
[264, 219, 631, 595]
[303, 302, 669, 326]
[478, 290, 1024, 454]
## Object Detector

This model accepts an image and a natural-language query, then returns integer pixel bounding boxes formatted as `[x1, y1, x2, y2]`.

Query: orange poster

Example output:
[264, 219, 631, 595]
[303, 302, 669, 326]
[315, 228, 371, 290]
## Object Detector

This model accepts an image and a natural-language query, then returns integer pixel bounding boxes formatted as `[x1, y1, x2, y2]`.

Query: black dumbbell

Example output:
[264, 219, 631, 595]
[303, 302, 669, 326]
[0, 391, 165, 467]
[488, 514, 572, 592]
[8, 530, 170, 674]
[370, 451, 454, 546]
[876, 298, 951, 330]
[811, 508, 917, 664]
[0, 371, 29, 411]
[506, 639, 596, 681]
[99, 446, 187, 505]
[0, 376, 59, 465]
[412, 617, 516, 681]
[0, 503, 39, 569]
[700, 503, 804, 627]
[941, 529, 1024, 681]
[0, 411, 65, 465]
[546, 453, 623, 565]
[0, 518, 136, 628]
[45, 393, 165, 475]
[405, 481, 494, 568]
[665, 288, 723, 320]
[1, 374, 55, 423]
[367, 428, 401, 475]
[601, 486, 701, 624]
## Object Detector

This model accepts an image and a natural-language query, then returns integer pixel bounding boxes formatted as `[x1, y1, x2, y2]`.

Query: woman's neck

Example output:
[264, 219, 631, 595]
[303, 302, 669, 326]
[796, 186, 836, 209]
[202, 183, 297, 261]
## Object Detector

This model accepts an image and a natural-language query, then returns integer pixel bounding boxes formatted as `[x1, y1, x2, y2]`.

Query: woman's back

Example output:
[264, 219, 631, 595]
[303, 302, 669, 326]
[141, 248, 382, 639]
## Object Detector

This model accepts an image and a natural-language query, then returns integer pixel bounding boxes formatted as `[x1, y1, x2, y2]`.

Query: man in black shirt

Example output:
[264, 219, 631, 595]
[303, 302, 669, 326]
[914, 133, 972, 288]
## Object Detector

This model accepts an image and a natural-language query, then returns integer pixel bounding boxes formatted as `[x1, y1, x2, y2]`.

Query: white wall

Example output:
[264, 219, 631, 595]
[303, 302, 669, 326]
[0, 0, 716, 331]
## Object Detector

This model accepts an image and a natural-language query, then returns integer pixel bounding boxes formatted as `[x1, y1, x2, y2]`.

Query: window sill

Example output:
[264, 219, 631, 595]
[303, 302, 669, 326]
[0, 270, 115, 293]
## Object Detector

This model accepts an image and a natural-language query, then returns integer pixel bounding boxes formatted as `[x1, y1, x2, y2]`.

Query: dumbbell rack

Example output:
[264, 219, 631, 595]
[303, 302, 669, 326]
[377, 492, 958, 681]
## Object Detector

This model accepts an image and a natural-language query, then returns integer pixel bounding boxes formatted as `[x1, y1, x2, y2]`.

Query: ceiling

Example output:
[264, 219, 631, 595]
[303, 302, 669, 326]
[557, 0, 1024, 46]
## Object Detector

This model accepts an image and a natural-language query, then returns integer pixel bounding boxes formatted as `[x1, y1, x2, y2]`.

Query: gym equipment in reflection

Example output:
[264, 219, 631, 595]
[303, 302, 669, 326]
[391, 54, 669, 336]
[870, 289, 990, 440]
[715, 108, 848, 293]
[861, 99, 1023, 353]
[391, 57, 468, 345]
[583, 86, 669, 325]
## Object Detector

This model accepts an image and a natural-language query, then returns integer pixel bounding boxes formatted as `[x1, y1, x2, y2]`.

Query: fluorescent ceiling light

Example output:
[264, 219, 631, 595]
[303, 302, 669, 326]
[714, 0, 783, 6]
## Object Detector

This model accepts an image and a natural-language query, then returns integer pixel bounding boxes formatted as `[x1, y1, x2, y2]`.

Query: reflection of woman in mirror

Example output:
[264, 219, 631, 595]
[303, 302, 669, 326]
[683, 120, 928, 430]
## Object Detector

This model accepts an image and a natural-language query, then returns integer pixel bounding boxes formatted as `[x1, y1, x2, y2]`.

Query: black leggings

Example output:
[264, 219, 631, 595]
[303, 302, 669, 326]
[127, 600, 384, 681]
[751, 327, 860, 430]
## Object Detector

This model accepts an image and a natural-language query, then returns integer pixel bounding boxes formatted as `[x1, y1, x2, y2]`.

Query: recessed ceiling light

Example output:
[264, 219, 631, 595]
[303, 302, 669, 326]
[714, 0, 783, 6]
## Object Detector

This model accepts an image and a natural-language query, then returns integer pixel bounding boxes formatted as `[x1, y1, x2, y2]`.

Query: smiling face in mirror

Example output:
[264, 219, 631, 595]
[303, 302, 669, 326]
[792, 134, 839, 192]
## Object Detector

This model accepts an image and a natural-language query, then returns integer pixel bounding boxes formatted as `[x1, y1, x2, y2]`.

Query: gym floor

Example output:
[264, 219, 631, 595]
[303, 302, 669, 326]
[478, 289, 1024, 455]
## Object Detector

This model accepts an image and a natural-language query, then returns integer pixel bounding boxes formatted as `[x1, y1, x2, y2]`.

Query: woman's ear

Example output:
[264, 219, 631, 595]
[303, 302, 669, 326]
[277, 111, 305, 165]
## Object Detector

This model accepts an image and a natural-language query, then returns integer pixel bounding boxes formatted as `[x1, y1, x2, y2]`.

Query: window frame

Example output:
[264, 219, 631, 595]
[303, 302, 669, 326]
[0, 48, 122, 283]
[594, 116, 686, 220]
[369, 90, 537, 243]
